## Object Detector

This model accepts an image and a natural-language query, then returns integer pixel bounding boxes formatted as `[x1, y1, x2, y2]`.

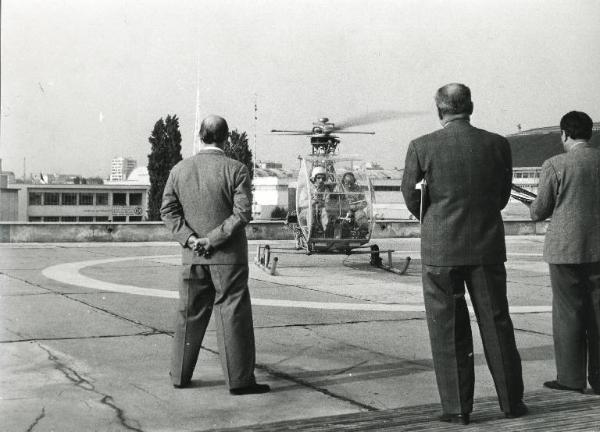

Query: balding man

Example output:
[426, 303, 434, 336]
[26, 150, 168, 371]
[401, 84, 526, 424]
[161, 115, 269, 395]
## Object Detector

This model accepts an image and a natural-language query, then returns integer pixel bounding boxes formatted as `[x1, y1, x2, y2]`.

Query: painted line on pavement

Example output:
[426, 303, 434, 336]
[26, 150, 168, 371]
[41, 255, 551, 313]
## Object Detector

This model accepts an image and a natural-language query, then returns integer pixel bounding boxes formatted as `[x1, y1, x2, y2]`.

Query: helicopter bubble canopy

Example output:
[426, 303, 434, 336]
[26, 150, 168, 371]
[295, 158, 374, 252]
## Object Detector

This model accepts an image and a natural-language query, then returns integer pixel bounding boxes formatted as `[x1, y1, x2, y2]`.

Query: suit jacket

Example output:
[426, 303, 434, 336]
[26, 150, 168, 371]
[161, 149, 252, 264]
[401, 119, 512, 266]
[530, 143, 600, 264]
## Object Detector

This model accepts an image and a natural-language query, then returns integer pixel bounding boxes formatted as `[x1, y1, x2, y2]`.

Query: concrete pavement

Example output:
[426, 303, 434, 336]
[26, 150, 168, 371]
[1, 236, 599, 431]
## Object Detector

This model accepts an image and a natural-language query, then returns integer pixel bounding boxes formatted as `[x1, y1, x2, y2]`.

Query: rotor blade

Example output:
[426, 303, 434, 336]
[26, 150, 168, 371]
[332, 110, 428, 131]
[333, 131, 375, 135]
[270, 132, 312, 136]
[271, 129, 313, 134]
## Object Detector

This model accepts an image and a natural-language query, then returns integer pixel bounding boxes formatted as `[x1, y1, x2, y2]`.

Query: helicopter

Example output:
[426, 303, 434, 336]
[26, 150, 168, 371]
[271, 117, 379, 254]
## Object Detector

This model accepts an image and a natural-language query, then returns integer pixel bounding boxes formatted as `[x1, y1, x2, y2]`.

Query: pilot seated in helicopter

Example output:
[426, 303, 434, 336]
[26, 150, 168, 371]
[337, 171, 369, 238]
[298, 166, 333, 238]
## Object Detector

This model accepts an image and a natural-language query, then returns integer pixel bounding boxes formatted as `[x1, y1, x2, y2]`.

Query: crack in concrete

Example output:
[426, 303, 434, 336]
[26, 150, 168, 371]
[100, 395, 144, 432]
[303, 325, 433, 372]
[249, 275, 393, 305]
[199, 344, 379, 412]
[334, 360, 370, 376]
[37, 343, 145, 432]
[3, 272, 171, 336]
[1, 330, 165, 344]
[25, 407, 45, 432]
[39, 344, 95, 391]
[258, 362, 379, 412]
[514, 326, 552, 337]
[255, 316, 425, 330]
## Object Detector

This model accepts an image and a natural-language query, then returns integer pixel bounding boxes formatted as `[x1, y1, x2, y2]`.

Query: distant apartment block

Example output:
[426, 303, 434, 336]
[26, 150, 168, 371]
[110, 157, 137, 182]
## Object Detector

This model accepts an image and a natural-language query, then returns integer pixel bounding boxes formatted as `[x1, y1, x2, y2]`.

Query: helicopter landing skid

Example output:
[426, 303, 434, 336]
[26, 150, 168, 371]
[254, 244, 278, 275]
[369, 244, 411, 275]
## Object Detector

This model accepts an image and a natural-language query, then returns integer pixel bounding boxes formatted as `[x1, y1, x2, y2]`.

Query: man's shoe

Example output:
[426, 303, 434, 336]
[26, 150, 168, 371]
[229, 383, 271, 395]
[173, 383, 188, 389]
[543, 380, 584, 394]
[505, 400, 528, 418]
[438, 413, 470, 425]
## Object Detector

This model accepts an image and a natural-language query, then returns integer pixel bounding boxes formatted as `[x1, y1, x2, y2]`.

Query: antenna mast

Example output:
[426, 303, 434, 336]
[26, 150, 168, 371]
[253, 93, 258, 168]
[192, 64, 201, 155]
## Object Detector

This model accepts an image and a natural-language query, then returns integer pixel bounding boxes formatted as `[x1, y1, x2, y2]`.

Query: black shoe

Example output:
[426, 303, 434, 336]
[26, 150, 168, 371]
[173, 383, 188, 389]
[438, 413, 470, 425]
[505, 400, 528, 418]
[229, 383, 271, 395]
[543, 380, 584, 394]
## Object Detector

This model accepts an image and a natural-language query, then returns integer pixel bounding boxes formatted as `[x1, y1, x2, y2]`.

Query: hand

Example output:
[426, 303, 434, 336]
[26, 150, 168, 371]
[187, 236, 213, 258]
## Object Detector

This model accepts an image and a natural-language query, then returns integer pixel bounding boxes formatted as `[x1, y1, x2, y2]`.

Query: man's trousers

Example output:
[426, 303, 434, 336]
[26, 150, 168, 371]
[549, 261, 600, 391]
[422, 263, 524, 414]
[170, 263, 257, 389]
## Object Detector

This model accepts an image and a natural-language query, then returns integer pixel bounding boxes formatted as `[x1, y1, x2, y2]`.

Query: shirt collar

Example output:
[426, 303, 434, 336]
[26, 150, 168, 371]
[569, 140, 589, 151]
[198, 146, 224, 153]
[442, 115, 470, 128]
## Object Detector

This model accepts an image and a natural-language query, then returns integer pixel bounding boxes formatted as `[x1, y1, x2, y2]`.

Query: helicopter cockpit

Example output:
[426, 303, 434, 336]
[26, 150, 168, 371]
[295, 156, 374, 252]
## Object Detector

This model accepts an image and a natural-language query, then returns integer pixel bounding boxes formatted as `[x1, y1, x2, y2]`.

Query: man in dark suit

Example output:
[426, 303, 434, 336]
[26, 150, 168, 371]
[161, 115, 270, 395]
[401, 83, 526, 424]
[530, 111, 600, 395]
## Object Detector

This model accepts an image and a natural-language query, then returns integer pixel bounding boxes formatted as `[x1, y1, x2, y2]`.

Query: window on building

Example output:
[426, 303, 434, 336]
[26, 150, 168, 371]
[43, 216, 59, 222]
[96, 193, 109, 205]
[79, 193, 94, 205]
[112, 216, 126, 222]
[61, 216, 77, 222]
[113, 193, 127, 205]
[28, 216, 42, 222]
[129, 193, 142, 206]
[62, 193, 78, 205]
[44, 193, 60, 205]
[515, 173, 522, 178]
[78, 216, 94, 222]
[29, 192, 42, 205]
[128, 216, 143, 222]
[373, 186, 401, 192]
[95, 216, 109, 222]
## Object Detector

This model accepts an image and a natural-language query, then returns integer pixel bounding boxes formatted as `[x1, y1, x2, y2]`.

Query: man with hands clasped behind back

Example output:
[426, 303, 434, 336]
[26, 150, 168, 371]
[161, 115, 270, 395]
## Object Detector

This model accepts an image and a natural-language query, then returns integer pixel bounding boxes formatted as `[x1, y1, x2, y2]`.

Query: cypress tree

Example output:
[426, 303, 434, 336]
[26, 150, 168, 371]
[147, 115, 182, 220]
[224, 129, 254, 179]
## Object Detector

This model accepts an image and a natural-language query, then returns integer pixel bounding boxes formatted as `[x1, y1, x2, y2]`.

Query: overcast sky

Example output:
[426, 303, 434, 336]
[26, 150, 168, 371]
[1, 0, 599, 177]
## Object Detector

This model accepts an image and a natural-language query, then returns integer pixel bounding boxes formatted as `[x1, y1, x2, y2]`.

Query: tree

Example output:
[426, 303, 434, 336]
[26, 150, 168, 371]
[270, 206, 287, 219]
[224, 129, 254, 179]
[147, 115, 182, 220]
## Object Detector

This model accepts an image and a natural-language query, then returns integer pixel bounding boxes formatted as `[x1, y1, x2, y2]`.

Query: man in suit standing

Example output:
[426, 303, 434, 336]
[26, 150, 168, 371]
[161, 115, 270, 395]
[401, 83, 526, 424]
[530, 111, 600, 394]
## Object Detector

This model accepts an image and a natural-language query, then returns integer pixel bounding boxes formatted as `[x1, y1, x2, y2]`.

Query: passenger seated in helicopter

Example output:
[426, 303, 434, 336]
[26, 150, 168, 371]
[297, 166, 333, 237]
[337, 171, 369, 238]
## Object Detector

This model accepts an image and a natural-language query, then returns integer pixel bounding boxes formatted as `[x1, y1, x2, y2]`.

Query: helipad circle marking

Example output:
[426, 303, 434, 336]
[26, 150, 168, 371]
[41, 255, 551, 313]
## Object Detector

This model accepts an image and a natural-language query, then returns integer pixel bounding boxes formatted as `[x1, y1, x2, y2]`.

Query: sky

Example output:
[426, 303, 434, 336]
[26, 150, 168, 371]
[1, 0, 600, 178]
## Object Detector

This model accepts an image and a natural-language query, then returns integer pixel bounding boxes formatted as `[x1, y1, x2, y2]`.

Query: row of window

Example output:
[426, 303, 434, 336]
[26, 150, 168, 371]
[372, 185, 402, 192]
[29, 192, 143, 206]
[514, 172, 540, 179]
[28, 216, 144, 222]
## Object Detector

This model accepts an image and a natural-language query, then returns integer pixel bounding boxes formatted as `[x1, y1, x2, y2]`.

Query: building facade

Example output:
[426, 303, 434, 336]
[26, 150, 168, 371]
[5, 184, 149, 222]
